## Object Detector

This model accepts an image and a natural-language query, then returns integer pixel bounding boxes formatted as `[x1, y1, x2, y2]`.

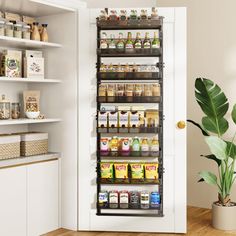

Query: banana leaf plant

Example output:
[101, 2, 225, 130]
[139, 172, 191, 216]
[188, 78, 236, 206]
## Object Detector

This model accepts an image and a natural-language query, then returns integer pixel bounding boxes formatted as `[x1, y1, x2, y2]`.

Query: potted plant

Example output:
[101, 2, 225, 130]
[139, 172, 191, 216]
[188, 78, 236, 230]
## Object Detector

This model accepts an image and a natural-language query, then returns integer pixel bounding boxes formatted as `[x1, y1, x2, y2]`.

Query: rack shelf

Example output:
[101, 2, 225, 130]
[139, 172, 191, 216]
[0, 77, 61, 83]
[97, 72, 161, 81]
[97, 96, 161, 103]
[98, 178, 160, 185]
[99, 151, 160, 158]
[0, 118, 61, 126]
[97, 212, 164, 217]
[98, 204, 161, 210]
[98, 126, 159, 133]
[97, 18, 163, 30]
[97, 48, 161, 57]
[0, 35, 62, 49]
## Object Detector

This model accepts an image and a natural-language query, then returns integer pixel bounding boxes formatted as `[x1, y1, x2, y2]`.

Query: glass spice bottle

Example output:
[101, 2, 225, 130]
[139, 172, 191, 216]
[11, 103, 20, 119]
[0, 95, 10, 120]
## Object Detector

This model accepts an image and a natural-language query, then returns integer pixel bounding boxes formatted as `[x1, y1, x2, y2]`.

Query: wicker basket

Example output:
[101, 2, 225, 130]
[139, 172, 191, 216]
[0, 134, 20, 160]
[20, 132, 48, 157]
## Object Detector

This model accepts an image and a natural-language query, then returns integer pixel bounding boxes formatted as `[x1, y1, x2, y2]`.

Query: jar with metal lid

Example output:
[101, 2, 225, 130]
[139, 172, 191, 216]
[22, 25, 31, 39]
[5, 22, 13, 37]
[0, 95, 10, 120]
[0, 19, 5, 36]
[14, 23, 22, 38]
[11, 103, 20, 119]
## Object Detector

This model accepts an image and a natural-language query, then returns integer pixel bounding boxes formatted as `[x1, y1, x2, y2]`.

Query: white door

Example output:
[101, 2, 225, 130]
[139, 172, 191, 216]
[0, 166, 27, 236]
[27, 160, 59, 236]
[78, 7, 186, 233]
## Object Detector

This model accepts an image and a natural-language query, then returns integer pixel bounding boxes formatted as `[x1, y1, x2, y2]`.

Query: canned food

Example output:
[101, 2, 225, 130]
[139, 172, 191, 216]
[99, 191, 108, 208]
[130, 191, 140, 209]
[150, 191, 160, 208]
[109, 191, 119, 208]
[119, 190, 129, 209]
[141, 191, 150, 209]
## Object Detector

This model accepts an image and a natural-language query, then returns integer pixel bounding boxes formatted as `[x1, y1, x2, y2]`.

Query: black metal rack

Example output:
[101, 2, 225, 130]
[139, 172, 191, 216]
[96, 13, 164, 217]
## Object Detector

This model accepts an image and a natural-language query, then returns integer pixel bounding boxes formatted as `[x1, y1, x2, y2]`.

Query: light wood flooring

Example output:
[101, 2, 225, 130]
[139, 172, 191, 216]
[44, 206, 236, 236]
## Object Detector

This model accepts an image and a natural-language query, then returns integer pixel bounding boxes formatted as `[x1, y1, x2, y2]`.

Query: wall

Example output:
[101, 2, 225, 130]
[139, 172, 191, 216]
[85, 0, 236, 209]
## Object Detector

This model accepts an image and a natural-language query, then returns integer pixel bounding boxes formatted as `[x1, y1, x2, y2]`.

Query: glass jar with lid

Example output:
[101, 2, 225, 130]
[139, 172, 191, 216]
[0, 95, 10, 120]
[22, 25, 31, 39]
[14, 23, 22, 38]
[11, 103, 20, 119]
[5, 22, 13, 37]
[0, 19, 5, 36]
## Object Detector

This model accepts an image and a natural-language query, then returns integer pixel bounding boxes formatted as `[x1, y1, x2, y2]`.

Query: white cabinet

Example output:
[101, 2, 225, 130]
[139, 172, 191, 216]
[0, 166, 27, 236]
[27, 160, 59, 236]
[0, 160, 59, 236]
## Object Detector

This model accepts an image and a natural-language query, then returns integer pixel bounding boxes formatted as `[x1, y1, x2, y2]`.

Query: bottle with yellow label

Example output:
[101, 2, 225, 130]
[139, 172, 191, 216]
[150, 137, 159, 152]
[110, 136, 119, 152]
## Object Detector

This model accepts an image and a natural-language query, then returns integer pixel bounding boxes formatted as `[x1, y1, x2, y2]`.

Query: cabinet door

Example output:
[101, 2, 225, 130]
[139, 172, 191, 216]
[27, 160, 59, 236]
[0, 166, 27, 236]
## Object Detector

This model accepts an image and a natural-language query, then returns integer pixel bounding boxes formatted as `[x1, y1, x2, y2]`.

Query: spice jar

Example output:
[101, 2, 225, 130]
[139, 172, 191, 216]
[13, 23, 22, 38]
[144, 84, 153, 96]
[107, 84, 116, 102]
[31, 22, 40, 41]
[134, 84, 143, 97]
[5, 22, 13, 37]
[152, 84, 160, 96]
[0, 95, 10, 120]
[0, 19, 5, 36]
[116, 84, 125, 97]
[11, 103, 20, 119]
[40, 24, 48, 42]
[22, 25, 31, 39]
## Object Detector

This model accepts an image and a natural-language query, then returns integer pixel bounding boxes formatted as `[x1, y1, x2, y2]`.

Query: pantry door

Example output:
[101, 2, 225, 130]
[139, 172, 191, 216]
[78, 7, 186, 233]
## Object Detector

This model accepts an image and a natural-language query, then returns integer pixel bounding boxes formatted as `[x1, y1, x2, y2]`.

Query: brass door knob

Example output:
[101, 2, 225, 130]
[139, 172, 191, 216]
[177, 120, 186, 129]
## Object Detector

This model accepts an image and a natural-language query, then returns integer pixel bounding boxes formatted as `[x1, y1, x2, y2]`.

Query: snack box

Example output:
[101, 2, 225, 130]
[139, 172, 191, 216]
[108, 111, 118, 128]
[119, 111, 129, 128]
[24, 57, 44, 79]
[98, 111, 108, 128]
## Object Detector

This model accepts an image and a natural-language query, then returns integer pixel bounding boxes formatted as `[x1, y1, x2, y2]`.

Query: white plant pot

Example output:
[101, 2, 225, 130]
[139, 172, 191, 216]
[212, 202, 236, 230]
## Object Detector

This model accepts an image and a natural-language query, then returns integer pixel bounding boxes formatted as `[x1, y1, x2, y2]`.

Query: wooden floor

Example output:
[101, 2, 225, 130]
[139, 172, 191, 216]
[44, 206, 236, 236]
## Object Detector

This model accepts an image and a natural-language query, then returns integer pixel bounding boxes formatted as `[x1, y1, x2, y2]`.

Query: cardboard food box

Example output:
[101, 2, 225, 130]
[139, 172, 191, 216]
[24, 57, 44, 79]
[98, 111, 108, 128]
[108, 111, 118, 128]
[129, 111, 140, 128]
[0, 50, 22, 77]
[24, 50, 43, 58]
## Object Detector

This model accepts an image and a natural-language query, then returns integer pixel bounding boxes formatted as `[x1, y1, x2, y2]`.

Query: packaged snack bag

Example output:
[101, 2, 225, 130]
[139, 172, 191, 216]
[114, 163, 128, 179]
[100, 162, 114, 179]
[145, 163, 159, 179]
[130, 163, 144, 179]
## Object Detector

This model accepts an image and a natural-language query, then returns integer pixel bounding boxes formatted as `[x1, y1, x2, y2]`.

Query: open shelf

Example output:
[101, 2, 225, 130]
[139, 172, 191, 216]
[97, 72, 161, 81]
[0, 77, 61, 83]
[98, 96, 161, 103]
[0, 35, 62, 49]
[97, 18, 163, 30]
[0, 118, 61, 126]
[97, 48, 161, 57]
[98, 204, 161, 210]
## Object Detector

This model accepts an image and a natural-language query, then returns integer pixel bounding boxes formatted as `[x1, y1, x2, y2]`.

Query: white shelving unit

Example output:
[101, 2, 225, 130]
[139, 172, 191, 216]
[0, 77, 61, 83]
[0, 118, 61, 126]
[0, 35, 62, 49]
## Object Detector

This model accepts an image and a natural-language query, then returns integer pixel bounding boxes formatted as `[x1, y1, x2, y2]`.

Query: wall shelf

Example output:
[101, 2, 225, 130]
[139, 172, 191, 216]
[0, 77, 61, 83]
[0, 118, 61, 126]
[0, 35, 62, 49]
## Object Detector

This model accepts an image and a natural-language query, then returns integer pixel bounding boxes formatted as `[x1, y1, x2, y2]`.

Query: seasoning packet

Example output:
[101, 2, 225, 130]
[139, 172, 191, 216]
[100, 162, 114, 179]
[145, 163, 159, 179]
[114, 163, 128, 179]
[23, 90, 40, 112]
[130, 163, 144, 179]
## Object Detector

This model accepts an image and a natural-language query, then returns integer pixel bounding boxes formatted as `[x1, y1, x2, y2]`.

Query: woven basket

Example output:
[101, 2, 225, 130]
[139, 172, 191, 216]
[20, 132, 48, 157]
[0, 135, 20, 160]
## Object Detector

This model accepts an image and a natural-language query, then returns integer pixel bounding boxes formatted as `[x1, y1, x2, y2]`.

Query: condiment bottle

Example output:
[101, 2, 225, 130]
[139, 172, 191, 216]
[40, 24, 48, 42]
[31, 22, 40, 41]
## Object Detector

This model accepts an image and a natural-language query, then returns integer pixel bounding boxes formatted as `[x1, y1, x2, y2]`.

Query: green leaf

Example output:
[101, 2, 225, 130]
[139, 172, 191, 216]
[231, 104, 236, 125]
[195, 78, 229, 135]
[201, 154, 221, 166]
[226, 141, 236, 159]
[202, 117, 228, 136]
[199, 171, 218, 186]
[205, 136, 227, 160]
[187, 119, 209, 136]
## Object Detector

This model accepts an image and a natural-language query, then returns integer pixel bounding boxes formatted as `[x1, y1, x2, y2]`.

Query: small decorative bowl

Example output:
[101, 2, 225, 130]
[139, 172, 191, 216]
[25, 111, 40, 119]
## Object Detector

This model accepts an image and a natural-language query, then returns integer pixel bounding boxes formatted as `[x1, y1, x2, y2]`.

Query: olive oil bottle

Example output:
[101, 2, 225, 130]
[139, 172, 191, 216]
[152, 32, 160, 48]
[143, 32, 151, 49]
[125, 32, 134, 49]
[134, 32, 142, 49]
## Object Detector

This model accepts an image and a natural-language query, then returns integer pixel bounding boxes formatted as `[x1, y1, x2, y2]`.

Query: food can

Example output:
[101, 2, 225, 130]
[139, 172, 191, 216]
[141, 191, 150, 209]
[99, 191, 108, 208]
[119, 190, 129, 209]
[130, 191, 140, 209]
[109, 190, 119, 208]
[150, 191, 160, 208]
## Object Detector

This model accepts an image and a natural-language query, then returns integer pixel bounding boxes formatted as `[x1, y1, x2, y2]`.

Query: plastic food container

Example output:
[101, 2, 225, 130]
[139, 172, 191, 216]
[14, 23, 22, 38]
[22, 25, 31, 39]
[5, 22, 13, 37]
[0, 19, 5, 36]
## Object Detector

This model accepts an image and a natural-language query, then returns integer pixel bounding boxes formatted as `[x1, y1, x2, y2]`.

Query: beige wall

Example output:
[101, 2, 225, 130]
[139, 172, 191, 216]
[86, 0, 236, 209]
